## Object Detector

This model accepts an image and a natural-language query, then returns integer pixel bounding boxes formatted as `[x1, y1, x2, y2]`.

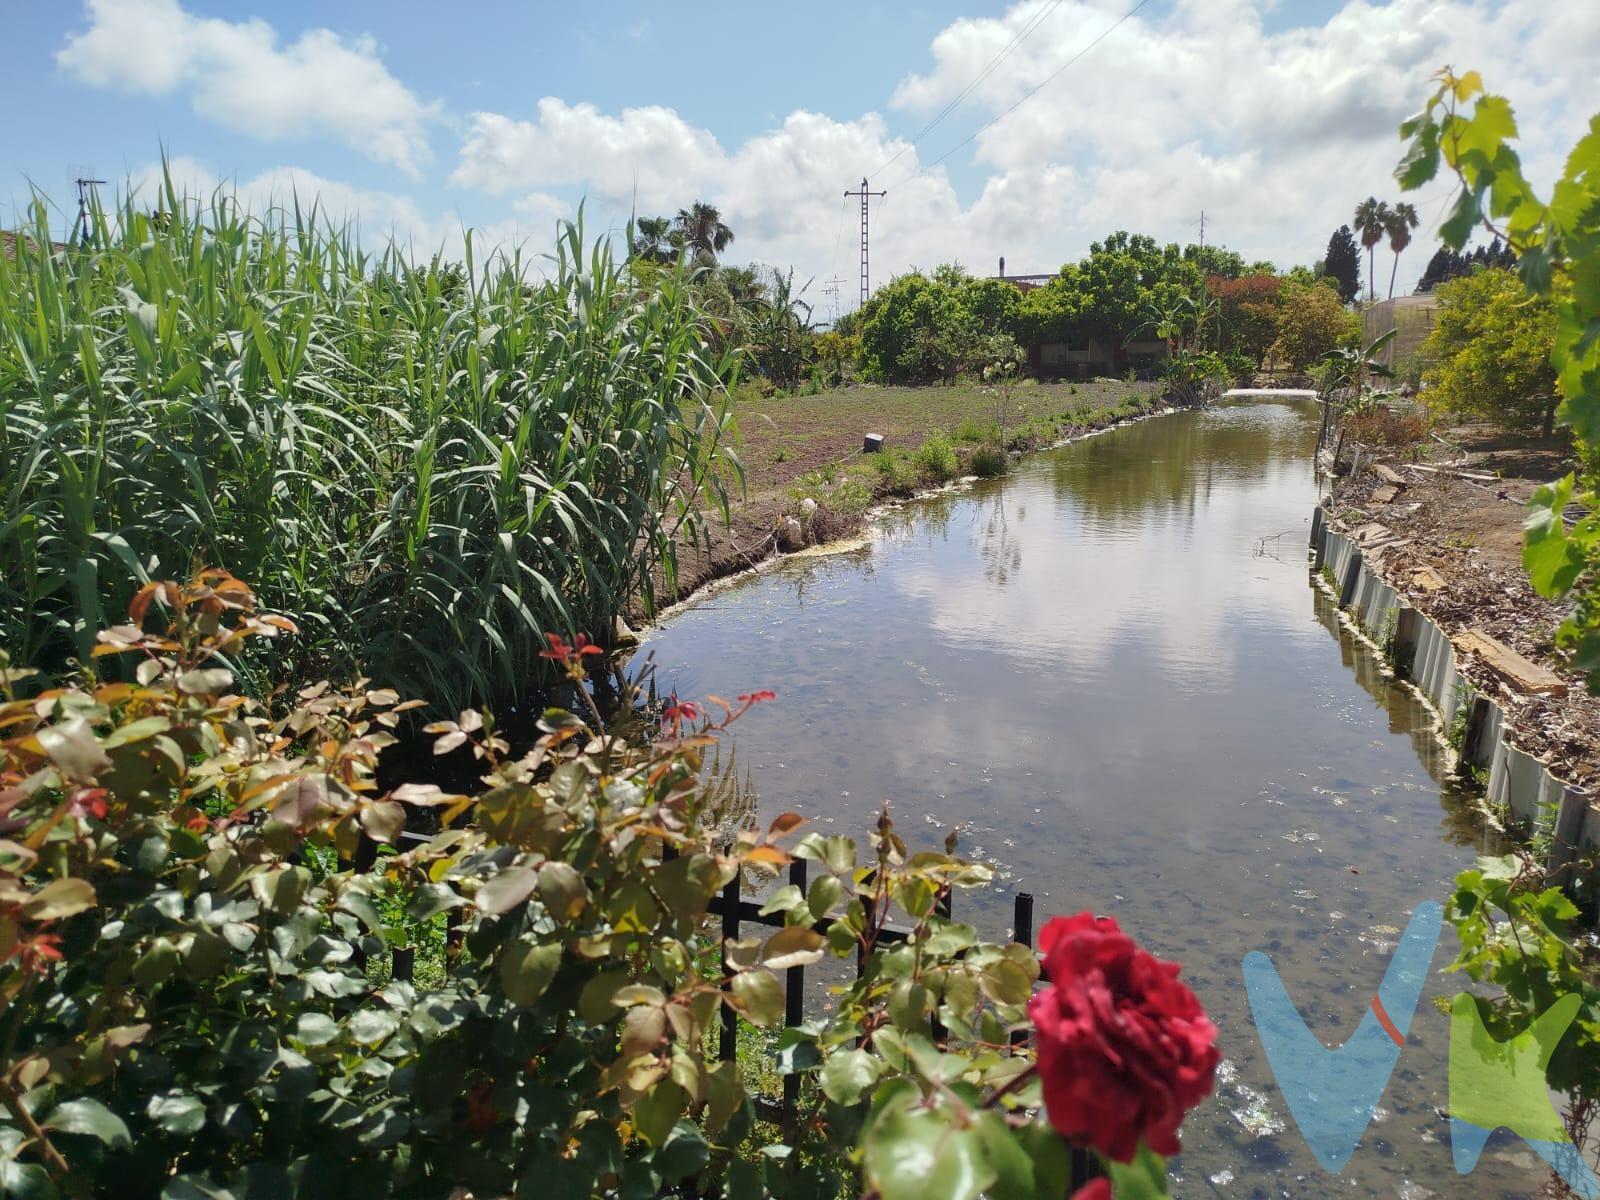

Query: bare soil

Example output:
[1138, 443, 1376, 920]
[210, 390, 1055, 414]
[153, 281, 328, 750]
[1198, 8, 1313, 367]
[1329, 420, 1598, 788]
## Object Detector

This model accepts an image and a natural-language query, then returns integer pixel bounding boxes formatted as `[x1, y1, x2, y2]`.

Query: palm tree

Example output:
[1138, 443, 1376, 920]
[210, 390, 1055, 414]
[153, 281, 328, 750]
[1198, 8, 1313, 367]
[671, 202, 734, 265]
[1353, 197, 1391, 304]
[1384, 202, 1420, 299]
[630, 215, 674, 264]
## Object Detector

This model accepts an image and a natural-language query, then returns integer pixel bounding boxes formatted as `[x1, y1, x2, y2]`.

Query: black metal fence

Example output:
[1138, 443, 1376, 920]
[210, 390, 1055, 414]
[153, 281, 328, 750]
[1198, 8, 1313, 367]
[382, 831, 1096, 1190]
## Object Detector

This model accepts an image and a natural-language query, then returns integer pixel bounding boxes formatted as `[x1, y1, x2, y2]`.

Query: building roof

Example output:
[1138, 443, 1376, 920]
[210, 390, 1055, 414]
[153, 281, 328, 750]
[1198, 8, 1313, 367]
[1, 230, 70, 261]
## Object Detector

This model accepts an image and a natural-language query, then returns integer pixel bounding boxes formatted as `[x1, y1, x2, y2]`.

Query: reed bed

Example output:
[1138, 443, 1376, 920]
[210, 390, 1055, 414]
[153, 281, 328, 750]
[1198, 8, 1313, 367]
[0, 172, 739, 707]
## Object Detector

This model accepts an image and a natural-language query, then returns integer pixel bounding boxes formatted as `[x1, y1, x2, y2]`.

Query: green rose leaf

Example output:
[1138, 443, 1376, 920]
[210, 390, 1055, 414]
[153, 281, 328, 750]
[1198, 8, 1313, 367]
[147, 1092, 207, 1135]
[500, 939, 563, 1005]
[762, 925, 825, 970]
[633, 1079, 684, 1147]
[476, 865, 538, 915]
[538, 861, 588, 922]
[0, 1159, 57, 1200]
[21, 877, 96, 921]
[863, 1092, 994, 1200]
[819, 1047, 885, 1105]
[43, 1098, 132, 1149]
[807, 873, 845, 919]
[975, 1111, 1038, 1199]
[729, 969, 783, 1026]
[358, 800, 406, 843]
[294, 1012, 339, 1046]
[1105, 1142, 1171, 1199]
[36, 718, 111, 782]
[346, 1007, 400, 1045]
[654, 1120, 710, 1181]
[979, 958, 1032, 1006]
[176, 667, 233, 695]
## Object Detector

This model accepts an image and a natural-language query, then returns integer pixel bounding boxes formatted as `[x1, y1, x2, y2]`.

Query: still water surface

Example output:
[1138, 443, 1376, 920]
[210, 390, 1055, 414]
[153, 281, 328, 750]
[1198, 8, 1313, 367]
[642, 400, 1535, 1197]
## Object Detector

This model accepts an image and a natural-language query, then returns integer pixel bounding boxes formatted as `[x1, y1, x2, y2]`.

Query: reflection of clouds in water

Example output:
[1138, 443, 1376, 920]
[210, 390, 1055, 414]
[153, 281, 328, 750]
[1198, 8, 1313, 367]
[889, 406, 1320, 688]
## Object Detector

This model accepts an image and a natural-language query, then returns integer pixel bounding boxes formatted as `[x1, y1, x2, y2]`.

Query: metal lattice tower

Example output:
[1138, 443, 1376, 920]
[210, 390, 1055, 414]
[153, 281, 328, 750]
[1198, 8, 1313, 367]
[843, 177, 886, 309]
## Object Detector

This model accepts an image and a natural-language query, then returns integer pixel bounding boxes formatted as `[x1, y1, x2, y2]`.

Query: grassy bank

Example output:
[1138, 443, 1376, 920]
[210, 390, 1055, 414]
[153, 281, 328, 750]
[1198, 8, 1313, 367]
[651, 378, 1168, 613]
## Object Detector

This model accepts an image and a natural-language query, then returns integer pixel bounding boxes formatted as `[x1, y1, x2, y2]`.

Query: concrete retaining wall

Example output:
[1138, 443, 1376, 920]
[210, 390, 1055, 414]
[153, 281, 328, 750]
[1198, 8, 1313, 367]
[1310, 504, 1597, 894]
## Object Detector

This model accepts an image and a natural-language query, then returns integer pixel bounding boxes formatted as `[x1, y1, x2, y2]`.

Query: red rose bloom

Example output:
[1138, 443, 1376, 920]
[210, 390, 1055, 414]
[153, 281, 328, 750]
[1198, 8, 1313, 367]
[1027, 912, 1219, 1163]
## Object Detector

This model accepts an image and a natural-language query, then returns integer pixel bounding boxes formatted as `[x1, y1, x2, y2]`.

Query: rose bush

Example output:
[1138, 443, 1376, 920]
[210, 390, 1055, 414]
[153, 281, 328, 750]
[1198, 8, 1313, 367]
[0, 571, 1217, 1198]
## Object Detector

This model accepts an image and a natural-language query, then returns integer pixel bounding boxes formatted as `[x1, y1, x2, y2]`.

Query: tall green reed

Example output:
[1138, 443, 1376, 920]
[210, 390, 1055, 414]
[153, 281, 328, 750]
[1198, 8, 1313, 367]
[0, 169, 740, 708]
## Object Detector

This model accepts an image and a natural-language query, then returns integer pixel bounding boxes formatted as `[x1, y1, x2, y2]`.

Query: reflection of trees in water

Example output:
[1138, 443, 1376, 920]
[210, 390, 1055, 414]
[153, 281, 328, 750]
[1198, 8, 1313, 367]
[877, 491, 958, 548]
[976, 492, 1022, 587]
[1046, 403, 1317, 525]
[1307, 582, 1510, 855]
[778, 546, 875, 609]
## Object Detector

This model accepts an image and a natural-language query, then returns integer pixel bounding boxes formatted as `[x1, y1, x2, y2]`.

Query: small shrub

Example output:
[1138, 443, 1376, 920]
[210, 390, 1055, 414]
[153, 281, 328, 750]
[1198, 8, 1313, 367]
[913, 432, 959, 482]
[772, 446, 790, 464]
[827, 477, 874, 514]
[955, 416, 1000, 444]
[1344, 406, 1428, 447]
[873, 449, 921, 494]
[969, 443, 1010, 478]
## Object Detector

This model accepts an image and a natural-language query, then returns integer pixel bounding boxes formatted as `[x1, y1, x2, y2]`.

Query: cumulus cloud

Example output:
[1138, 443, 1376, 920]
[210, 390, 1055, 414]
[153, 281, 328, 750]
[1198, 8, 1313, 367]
[446, 0, 1599, 303]
[58, 0, 437, 177]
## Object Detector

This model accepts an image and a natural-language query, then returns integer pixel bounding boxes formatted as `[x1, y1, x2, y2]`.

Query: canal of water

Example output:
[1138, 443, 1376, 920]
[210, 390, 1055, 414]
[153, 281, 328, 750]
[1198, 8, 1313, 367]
[640, 399, 1536, 1197]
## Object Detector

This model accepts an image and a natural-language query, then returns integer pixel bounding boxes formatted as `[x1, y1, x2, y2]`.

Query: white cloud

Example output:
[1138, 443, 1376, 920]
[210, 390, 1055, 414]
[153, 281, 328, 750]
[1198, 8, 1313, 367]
[446, 0, 1599, 305]
[58, 0, 437, 177]
[453, 101, 725, 205]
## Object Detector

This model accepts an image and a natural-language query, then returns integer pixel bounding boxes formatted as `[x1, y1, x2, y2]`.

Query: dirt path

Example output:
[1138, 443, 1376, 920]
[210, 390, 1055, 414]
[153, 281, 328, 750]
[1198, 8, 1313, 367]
[1328, 422, 1599, 789]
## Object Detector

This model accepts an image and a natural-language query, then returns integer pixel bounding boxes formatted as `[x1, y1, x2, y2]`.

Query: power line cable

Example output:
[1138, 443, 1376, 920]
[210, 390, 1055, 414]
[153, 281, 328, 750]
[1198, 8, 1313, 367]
[871, 0, 1069, 181]
[891, 0, 1153, 190]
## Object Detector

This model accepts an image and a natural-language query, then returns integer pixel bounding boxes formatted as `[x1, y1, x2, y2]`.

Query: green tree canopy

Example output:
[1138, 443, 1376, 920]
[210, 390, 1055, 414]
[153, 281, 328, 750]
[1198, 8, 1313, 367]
[1322, 225, 1362, 304]
[1270, 279, 1360, 370]
[1073, 232, 1202, 351]
[1421, 267, 1560, 435]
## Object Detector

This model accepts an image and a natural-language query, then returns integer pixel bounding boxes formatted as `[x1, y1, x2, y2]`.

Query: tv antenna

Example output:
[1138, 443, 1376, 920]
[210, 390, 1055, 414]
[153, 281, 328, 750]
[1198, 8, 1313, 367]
[70, 168, 106, 245]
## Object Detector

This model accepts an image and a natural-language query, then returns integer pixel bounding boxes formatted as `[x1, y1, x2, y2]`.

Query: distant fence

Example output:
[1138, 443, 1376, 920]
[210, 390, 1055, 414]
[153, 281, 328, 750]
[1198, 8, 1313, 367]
[1362, 295, 1438, 371]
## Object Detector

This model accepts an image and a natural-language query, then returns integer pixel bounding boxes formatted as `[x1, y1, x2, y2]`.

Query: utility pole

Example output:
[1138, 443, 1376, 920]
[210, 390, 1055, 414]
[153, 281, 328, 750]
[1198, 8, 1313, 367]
[1197, 209, 1206, 248]
[821, 275, 847, 327]
[843, 177, 886, 309]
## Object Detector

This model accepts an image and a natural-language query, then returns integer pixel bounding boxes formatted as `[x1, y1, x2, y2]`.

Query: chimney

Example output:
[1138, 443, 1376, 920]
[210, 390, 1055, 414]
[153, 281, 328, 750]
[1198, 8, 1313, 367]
[998, 255, 1006, 278]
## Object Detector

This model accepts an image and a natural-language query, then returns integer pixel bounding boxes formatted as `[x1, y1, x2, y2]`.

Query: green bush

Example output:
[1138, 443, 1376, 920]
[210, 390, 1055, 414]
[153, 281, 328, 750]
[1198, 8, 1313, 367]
[913, 432, 959, 482]
[1421, 268, 1560, 436]
[969, 443, 1010, 477]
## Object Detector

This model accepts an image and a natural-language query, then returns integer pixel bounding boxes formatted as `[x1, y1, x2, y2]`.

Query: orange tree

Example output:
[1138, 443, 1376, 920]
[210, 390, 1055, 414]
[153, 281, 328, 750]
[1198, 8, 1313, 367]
[0, 572, 1217, 1198]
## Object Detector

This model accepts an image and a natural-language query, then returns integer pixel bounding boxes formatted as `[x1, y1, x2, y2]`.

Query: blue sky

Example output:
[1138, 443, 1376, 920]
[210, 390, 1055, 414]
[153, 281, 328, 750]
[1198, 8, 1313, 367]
[5, 1, 1592, 308]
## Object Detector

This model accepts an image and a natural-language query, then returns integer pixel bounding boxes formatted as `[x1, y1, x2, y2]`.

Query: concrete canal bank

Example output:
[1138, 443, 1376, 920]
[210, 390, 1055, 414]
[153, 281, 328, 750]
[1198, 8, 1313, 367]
[1311, 503, 1598, 894]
